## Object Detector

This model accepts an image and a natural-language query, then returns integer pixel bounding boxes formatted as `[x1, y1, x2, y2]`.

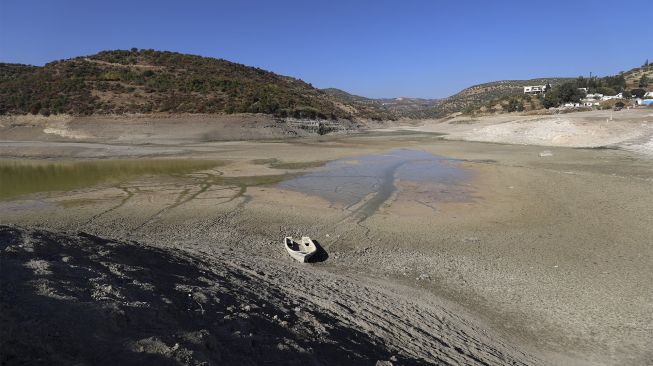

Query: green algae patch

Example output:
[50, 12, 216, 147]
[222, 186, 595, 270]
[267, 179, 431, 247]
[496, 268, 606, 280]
[0, 159, 221, 200]
[250, 158, 326, 170]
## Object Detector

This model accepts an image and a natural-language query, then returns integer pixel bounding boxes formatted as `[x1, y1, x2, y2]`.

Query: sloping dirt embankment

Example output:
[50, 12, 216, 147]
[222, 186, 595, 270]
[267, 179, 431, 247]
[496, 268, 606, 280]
[0, 114, 365, 145]
[0, 225, 543, 366]
[407, 109, 653, 157]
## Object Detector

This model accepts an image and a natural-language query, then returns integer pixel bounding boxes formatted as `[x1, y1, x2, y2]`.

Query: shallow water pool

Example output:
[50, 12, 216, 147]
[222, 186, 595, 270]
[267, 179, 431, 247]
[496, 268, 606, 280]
[278, 149, 472, 219]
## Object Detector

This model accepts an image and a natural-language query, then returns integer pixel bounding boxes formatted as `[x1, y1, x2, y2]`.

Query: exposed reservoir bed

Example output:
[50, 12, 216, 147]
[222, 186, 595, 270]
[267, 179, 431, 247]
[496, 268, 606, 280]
[0, 134, 651, 365]
[277, 149, 473, 220]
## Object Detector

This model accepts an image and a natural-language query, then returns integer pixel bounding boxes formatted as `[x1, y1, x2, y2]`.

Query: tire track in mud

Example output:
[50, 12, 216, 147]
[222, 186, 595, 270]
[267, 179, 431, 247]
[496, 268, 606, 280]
[133, 171, 248, 231]
[83, 186, 135, 225]
[213, 249, 544, 366]
[325, 162, 405, 249]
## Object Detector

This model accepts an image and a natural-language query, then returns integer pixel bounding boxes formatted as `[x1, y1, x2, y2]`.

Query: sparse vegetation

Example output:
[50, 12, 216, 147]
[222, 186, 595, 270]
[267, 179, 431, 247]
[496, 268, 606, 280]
[463, 63, 653, 114]
[410, 78, 573, 118]
[541, 82, 586, 108]
[631, 88, 647, 98]
[2, 50, 650, 120]
[0, 50, 395, 121]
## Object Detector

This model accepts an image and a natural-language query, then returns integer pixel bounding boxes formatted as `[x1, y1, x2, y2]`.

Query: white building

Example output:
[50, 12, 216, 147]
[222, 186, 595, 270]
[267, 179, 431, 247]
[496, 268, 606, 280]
[524, 85, 546, 94]
[585, 93, 603, 99]
[645, 91, 653, 98]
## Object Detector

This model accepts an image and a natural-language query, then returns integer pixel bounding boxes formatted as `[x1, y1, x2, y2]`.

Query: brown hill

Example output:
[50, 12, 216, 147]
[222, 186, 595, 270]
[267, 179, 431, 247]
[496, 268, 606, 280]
[0, 49, 395, 121]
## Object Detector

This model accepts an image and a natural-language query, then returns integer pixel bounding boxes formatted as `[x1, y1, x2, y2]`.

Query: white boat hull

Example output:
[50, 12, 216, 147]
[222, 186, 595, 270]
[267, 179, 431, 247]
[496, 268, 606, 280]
[284, 236, 317, 263]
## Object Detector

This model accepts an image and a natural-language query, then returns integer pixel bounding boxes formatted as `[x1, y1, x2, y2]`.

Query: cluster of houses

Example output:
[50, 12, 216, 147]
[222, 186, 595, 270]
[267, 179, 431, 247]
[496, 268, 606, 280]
[523, 85, 653, 108]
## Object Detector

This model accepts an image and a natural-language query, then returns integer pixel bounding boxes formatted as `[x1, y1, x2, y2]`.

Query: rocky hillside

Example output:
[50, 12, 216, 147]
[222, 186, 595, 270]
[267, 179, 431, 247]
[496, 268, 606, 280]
[0, 50, 395, 121]
[376, 97, 442, 116]
[321, 88, 442, 116]
[623, 63, 653, 90]
[406, 78, 573, 118]
[3, 49, 645, 121]
[459, 62, 653, 116]
[324, 79, 574, 119]
[422, 62, 652, 118]
[321, 88, 378, 104]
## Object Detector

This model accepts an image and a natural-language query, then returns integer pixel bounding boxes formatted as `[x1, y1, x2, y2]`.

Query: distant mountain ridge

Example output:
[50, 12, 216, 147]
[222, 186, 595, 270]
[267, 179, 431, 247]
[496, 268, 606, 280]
[322, 78, 575, 119]
[0, 49, 644, 121]
[321, 88, 442, 117]
[402, 78, 575, 118]
[0, 49, 395, 121]
[412, 62, 651, 118]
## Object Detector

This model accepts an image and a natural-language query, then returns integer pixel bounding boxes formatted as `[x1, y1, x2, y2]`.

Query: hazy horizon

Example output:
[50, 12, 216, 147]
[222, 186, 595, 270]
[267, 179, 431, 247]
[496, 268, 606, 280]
[1, 0, 649, 99]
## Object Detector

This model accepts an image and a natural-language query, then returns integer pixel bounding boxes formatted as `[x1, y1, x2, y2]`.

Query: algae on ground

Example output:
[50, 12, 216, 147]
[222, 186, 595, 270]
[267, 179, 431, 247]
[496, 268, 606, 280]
[251, 158, 326, 170]
[0, 159, 222, 200]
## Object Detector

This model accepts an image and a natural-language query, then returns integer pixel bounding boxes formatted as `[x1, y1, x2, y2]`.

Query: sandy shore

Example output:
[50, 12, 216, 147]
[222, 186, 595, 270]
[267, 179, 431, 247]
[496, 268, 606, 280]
[1, 113, 652, 365]
[384, 108, 653, 157]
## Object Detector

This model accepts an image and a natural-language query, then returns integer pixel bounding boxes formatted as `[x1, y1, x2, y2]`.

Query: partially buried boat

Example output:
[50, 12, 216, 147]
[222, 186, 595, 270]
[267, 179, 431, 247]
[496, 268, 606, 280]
[284, 236, 317, 263]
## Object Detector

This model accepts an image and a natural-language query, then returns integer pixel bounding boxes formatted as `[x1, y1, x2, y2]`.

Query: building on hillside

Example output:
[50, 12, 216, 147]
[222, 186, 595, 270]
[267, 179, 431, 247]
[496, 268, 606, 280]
[581, 100, 600, 107]
[645, 91, 653, 98]
[578, 88, 588, 94]
[523, 85, 546, 94]
[602, 92, 627, 99]
[585, 93, 603, 99]
[582, 93, 602, 107]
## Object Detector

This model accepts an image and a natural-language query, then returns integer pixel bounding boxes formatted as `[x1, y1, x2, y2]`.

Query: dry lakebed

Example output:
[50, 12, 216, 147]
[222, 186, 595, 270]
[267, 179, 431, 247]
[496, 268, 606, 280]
[1, 124, 652, 366]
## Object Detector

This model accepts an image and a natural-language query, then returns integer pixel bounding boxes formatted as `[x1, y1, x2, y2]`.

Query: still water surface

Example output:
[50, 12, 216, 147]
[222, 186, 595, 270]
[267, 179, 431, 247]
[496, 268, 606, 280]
[278, 149, 471, 219]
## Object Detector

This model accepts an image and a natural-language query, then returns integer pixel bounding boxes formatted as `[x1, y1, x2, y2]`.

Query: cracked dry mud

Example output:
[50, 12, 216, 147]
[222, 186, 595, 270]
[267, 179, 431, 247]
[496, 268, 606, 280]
[1, 130, 652, 366]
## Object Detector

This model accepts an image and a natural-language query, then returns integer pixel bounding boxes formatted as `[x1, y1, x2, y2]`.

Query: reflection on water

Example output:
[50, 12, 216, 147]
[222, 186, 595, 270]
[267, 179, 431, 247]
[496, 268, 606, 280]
[278, 149, 471, 219]
[0, 159, 219, 200]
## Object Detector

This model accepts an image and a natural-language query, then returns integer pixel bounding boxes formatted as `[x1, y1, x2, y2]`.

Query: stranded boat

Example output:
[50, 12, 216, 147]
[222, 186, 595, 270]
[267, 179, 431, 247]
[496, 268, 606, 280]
[284, 236, 317, 263]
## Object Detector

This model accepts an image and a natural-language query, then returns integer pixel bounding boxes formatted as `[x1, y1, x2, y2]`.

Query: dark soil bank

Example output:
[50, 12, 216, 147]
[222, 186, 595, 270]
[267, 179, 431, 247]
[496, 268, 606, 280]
[0, 225, 539, 366]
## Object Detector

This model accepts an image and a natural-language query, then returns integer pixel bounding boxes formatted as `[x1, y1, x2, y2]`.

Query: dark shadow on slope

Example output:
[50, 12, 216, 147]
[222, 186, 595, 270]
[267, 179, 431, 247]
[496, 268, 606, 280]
[307, 239, 329, 263]
[0, 225, 427, 366]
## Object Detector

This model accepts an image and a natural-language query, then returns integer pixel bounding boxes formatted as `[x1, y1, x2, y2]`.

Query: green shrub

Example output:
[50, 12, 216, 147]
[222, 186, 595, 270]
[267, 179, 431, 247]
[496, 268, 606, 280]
[632, 88, 646, 98]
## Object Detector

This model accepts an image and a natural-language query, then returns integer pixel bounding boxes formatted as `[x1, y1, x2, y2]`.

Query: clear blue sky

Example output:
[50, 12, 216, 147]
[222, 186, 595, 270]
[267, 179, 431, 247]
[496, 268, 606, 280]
[0, 0, 650, 98]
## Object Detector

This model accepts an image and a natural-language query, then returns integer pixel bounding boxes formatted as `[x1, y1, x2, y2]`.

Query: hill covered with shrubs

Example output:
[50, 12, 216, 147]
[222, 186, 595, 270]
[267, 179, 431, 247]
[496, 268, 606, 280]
[461, 62, 653, 115]
[402, 78, 573, 118]
[0, 49, 395, 121]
